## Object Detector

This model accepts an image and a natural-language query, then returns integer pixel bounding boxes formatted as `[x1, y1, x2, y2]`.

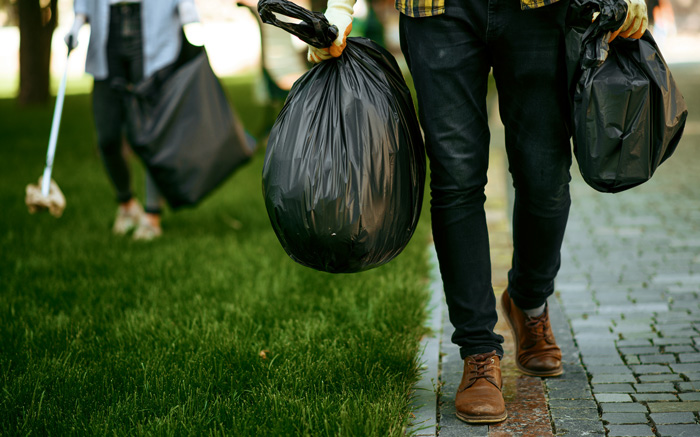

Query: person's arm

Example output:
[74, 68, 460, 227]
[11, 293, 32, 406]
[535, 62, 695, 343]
[307, 0, 356, 63]
[65, 0, 89, 50]
[609, 0, 648, 42]
[177, 0, 205, 46]
[74, 0, 88, 16]
[64, 13, 85, 50]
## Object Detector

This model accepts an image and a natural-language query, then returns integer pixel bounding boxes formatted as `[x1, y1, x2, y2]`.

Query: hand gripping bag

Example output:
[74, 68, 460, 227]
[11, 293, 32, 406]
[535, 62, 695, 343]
[566, 0, 688, 193]
[258, 0, 426, 273]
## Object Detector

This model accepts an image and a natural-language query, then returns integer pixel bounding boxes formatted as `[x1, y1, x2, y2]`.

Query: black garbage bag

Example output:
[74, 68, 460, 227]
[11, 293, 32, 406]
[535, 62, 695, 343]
[258, 0, 426, 273]
[566, 0, 688, 193]
[124, 47, 255, 209]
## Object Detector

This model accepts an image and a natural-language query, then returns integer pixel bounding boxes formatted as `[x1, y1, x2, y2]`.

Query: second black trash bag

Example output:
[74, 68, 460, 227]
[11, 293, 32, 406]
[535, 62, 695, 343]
[259, 0, 426, 274]
[124, 47, 255, 209]
[566, 0, 688, 193]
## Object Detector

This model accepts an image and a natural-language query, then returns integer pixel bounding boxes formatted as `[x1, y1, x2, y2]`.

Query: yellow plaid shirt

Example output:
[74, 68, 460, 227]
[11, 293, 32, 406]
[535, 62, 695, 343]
[395, 0, 561, 18]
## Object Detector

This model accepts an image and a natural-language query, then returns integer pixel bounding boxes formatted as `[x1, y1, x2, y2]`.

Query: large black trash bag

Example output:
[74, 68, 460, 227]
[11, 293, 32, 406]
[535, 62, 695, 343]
[258, 0, 426, 273]
[123, 43, 255, 209]
[566, 0, 688, 193]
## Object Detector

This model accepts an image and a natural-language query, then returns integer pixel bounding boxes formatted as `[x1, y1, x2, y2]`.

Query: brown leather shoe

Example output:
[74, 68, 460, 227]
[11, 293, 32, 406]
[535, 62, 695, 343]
[455, 351, 507, 424]
[501, 289, 563, 377]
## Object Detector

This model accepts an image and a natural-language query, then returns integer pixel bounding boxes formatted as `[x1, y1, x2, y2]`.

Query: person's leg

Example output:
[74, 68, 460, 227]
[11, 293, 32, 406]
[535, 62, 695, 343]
[93, 79, 144, 234]
[144, 173, 163, 217]
[92, 80, 133, 206]
[400, 0, 503, 361]
[133, 172, 164, 241]
[116, 3, 164, 240]
[490, 0, 572, 376]
[492, 0, 572, 312]
[92, 4, 149, 234]
[400, 0, 506, 424]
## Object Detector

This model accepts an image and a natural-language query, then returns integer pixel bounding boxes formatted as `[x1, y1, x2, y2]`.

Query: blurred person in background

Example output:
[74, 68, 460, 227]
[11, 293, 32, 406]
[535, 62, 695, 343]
[64, 0, 204, 240]
[307, 0, 647, 425]
[647, 0, 676, 44]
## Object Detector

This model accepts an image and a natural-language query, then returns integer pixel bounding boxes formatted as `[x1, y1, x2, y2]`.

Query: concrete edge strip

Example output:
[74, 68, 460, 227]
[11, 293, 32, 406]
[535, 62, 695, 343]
[407, 244, 443, 436]
[546, 295, 607, 435]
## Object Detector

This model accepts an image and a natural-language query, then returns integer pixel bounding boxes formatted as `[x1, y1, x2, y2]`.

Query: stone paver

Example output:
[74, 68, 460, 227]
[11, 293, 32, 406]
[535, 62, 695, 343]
[656, 425, 700, 437]
[596, 394, 634, 403]
[650, 412, 696, 424]
[600, 403, 648, 413]
[606, 424, 655, 436]
[647, 401, 700, 413]
[602, 412, 649, 424]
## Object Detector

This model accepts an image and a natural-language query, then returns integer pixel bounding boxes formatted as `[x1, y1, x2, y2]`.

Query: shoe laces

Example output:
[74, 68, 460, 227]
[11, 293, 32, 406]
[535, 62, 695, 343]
[525, 310, 550, 342]
[464, 351, 498, 389]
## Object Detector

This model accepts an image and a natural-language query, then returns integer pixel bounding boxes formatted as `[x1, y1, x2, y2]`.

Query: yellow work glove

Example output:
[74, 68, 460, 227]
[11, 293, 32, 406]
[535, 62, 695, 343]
[609, 0, 648, 42]
[307, 0, 356, 63]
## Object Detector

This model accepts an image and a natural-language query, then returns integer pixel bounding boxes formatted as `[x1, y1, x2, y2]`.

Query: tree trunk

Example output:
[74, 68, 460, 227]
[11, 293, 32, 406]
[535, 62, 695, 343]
[18, 0, 58, 106]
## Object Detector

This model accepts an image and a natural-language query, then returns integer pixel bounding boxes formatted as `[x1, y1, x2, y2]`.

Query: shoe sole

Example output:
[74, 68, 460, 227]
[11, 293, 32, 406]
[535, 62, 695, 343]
[456, 410, 508, 424]
[502, 297, 564, 378]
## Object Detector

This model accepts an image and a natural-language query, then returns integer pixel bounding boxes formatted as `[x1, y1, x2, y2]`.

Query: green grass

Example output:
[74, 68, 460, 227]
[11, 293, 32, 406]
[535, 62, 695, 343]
[0, 74, 432, 435]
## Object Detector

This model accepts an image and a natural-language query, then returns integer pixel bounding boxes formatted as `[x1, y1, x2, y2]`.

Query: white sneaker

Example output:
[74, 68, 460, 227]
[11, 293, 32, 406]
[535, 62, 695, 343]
[112, 201, 144, 235]
[133, 216, 162, 241]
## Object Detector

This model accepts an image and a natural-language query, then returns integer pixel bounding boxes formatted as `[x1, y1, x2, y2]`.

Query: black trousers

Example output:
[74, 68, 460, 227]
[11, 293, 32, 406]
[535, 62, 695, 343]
[400, 0, 572, 359]
[92, 3, 162, 213]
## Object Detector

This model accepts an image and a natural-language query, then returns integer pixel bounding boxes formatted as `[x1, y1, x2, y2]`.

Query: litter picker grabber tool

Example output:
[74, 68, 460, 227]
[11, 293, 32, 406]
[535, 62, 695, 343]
[25, 44, 73, 218]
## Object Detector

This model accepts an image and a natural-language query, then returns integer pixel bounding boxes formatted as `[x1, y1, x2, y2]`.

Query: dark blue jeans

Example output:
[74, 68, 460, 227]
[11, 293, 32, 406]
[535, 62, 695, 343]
[400, 0, 572, 359]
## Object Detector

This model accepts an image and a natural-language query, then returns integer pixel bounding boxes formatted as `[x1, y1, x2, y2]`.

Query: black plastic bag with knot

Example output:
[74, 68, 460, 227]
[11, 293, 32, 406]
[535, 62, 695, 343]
[566, 0, 688, 193]
[258, 0, 426, 273]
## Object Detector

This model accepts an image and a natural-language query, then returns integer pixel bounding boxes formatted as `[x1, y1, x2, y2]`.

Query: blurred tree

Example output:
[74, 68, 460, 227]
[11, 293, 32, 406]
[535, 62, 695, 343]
[17, 0, 57, 105]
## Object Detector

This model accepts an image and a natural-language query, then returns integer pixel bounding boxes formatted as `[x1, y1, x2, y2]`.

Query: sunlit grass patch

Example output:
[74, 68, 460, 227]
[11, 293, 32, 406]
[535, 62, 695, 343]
[0, 74, 431, 436]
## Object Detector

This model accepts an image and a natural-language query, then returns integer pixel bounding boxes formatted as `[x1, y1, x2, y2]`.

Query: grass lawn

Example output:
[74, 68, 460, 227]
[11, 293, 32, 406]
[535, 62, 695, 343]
[0, 74, 433, 435]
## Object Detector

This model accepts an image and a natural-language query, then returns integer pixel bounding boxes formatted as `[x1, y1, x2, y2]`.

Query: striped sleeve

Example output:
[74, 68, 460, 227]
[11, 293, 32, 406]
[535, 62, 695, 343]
[395, 0, 561, 16]
[395, 0, 445, 18]
[520, 0, 562, 10]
